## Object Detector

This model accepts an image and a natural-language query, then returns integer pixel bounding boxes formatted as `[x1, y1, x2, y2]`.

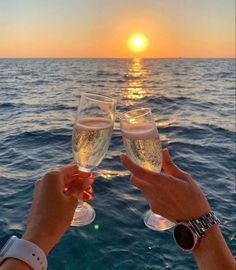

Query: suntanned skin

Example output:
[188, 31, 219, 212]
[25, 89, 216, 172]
[120, 149, 235, 270]
[193, 225, 235, 270]
[0, 164, 94, 270]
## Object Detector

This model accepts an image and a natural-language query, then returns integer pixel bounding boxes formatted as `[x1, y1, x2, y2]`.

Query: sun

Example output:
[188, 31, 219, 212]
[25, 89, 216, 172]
[128, 33, 149, 53]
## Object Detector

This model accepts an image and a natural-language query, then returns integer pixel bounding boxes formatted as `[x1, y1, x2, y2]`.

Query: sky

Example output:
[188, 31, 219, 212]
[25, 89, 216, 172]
[0, 0, 235, 58]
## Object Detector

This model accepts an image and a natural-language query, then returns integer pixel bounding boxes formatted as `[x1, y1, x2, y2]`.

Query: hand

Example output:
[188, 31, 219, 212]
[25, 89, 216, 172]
[120, 148, 211, 222]
[22, 164, 94, 255]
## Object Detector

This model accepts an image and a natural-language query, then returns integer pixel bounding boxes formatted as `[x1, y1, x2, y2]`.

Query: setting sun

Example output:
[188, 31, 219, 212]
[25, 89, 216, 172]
[128, 33, 149, 53]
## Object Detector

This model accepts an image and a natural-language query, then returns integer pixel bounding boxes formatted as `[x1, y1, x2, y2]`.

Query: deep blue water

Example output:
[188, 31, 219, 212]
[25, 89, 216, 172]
[0, 58, 235, 269]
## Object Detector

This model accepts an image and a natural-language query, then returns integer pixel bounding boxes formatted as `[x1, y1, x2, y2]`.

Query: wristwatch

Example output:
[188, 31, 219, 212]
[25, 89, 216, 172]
[0, 236, 47, 270]
[173, 211, 220, 251]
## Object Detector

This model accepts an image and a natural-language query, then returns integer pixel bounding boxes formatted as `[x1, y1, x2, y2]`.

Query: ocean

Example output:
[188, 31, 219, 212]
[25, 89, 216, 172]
[0, 58, 235, 269]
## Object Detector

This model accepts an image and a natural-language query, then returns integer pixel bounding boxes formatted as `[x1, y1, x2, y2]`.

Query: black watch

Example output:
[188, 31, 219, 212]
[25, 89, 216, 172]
[173, 211, 220, 251]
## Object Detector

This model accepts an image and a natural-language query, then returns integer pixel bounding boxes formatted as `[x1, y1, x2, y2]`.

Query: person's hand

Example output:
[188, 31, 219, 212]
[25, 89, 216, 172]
[120, 148, 211, 222]
[22, 164, 94, 255]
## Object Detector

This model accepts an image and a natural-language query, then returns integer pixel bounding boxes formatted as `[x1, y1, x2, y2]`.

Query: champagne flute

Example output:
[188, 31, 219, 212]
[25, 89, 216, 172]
[71, 93, 116, 227]
[120, 108, 175, 231]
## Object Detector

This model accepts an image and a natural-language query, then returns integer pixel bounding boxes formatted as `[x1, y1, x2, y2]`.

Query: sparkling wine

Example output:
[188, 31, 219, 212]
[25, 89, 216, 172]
[122, 124, 162, 172]
[72, 117, 113, 171]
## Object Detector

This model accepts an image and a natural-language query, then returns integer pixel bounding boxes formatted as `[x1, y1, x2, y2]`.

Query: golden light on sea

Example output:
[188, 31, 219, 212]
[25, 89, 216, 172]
[128, 33, 149, 53]
[123, 58, 147, 106]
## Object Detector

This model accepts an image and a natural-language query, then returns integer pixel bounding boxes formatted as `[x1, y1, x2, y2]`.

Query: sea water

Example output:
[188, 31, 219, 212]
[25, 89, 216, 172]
[0, 58, 235, 269]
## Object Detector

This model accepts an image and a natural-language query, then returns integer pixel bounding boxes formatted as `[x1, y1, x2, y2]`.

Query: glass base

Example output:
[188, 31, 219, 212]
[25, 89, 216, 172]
[144, 210, 175, 231]
[71, 202, 96, 227]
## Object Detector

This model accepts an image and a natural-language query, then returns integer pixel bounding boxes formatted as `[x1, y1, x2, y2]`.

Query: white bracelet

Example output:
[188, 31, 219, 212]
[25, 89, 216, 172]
[0, 236, 47, 270]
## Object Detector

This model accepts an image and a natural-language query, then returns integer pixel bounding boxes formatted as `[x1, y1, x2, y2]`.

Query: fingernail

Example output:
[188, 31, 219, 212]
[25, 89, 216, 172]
[87, 186, 93, 193]
[83, 192, 94, 201]
[83, 192, 90, 200]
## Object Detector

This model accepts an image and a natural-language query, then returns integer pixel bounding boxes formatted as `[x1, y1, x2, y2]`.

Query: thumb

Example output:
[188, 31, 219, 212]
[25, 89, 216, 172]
[162, 148, 189, 180]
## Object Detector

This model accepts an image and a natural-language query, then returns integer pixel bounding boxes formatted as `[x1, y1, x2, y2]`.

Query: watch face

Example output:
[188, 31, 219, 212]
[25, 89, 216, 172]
[174, 224, 195, 250]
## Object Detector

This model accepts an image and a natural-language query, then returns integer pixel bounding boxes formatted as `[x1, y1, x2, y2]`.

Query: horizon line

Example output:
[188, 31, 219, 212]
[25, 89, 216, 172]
[0, 56, 235, 59]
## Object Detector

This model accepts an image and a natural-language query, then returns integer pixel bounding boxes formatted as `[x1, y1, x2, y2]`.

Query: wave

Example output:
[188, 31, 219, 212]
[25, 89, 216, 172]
[0, 102, 18, 109]
[4, 129, 71, 146]
[96, 71, 120, 76]
[42, 104, 76, 111]
[112, 79, 126, 83]
[32, 79, 50, 85]
[202, 71, 234, 79]
[173, 72, 187, 76]
[145, 95, 194, 105]
[168, 140, 234, 161]
[216, 72, 235, 78]
[201, 123, 235, 138]
[164, 123, 235, 143]
[145, 95, 225, 114]
[0, 102, 75, 112]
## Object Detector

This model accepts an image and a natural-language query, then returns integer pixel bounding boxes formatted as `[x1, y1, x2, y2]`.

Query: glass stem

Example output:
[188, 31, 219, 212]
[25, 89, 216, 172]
[76, 200, 84, 209]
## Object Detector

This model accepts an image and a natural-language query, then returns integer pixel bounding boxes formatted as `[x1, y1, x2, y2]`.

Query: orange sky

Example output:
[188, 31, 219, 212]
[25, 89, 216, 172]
[0, 0, 235, 58]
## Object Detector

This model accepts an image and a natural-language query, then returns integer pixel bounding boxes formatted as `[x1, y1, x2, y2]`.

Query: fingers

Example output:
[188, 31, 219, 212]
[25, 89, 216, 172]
[65, 170, 94, 202]
[130, 175, 152, 189]
[43, 164, 94, 192]
[68, 188, 93, 202]
[67, 177, 93, 192]
[120, 153, 180, 187]
[80, 187, 94, 201]
[162, 148, 190, 181]
[60, 164, 79, 184]
[75, 170, 92, 178]
[63, 164, 94, 187]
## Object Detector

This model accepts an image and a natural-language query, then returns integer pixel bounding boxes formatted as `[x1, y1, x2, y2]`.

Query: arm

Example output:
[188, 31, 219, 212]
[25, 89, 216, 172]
[0, 259, 31, 270]
[121, 148, 235, 270]
[193, 226, 235, 270]
[0, 164, 94, 270]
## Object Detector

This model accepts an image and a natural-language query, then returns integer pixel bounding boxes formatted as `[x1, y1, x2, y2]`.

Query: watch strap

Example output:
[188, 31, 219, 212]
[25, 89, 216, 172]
[188, 211, 220, 237]
[0, 236, 47, 270]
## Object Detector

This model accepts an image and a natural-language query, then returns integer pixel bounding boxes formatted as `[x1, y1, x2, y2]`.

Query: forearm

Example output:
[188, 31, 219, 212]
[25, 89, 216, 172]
[22, 229, 56, 256]
[0, 258, 32, 270]
[193, 225, 235, 270]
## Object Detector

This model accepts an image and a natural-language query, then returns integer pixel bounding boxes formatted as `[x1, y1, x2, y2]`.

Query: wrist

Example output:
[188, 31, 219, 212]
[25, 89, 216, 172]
[1, 258, 32, 269]
[22, 230, 55, 256]
[0, 236, 48, 270]
[193, 223, 220, 253]
[193, 225, 235, 270]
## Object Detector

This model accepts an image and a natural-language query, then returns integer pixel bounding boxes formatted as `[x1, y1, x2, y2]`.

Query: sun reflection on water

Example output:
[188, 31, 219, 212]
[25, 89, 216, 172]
[96, 169, 130, 180]
[123, 58, 147, 105]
